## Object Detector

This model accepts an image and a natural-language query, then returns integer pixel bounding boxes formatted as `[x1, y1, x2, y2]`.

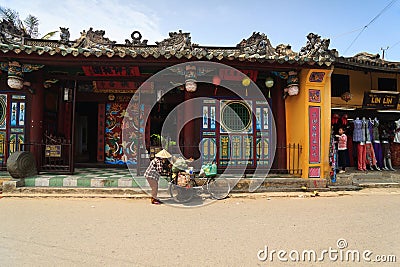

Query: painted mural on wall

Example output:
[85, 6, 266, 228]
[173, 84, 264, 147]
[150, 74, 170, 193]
[105, 102, 137, 164]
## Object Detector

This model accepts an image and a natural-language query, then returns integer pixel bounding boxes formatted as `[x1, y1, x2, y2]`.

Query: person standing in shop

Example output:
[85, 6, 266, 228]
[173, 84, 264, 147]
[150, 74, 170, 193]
[336, 127, 348, 173]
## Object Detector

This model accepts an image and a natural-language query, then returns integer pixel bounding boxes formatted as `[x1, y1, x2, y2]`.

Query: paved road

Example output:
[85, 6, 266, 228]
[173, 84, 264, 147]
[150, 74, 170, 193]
[0, 189, 399, 266]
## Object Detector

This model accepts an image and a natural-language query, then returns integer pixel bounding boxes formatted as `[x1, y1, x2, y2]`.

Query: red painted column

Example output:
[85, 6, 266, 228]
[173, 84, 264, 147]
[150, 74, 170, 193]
[28, 81, 44, 169]
[271, 77, 287, 172]
[57, 87, 65, 135]
[29, 82, 44, 144]
[183, 90, 195, 158]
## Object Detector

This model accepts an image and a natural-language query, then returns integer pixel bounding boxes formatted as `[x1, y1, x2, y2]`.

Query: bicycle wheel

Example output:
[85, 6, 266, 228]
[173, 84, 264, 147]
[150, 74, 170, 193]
[168, 183, 195, 203]
[207, 177, 231, 200]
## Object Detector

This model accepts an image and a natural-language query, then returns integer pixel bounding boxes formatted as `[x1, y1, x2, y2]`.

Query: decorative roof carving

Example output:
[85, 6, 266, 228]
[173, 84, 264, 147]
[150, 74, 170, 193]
[237, 32, 276, 56]
[352, 52, 381, 62]
[299, 33, 337, 61]
[125, 30, 148, 46]
[155, 30, 192, 52]
[0, 19, 28, 44]
[275, 44, 297, 57]
[59, 27, 70, 44]
[0, 26, 352, 68]
[72, 27, 116, 49]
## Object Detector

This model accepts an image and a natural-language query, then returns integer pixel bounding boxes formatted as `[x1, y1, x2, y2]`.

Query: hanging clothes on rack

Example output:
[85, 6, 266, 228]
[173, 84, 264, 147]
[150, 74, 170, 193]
[329, 128, 337, 182]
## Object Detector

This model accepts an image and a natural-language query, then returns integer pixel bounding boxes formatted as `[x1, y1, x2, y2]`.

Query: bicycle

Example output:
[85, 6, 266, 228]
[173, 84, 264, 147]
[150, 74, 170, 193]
[168, 172, 231, 203]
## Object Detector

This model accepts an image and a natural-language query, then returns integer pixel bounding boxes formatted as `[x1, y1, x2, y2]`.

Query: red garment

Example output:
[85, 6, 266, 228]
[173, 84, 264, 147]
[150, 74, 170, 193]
[357, 143, 367, 170]
[338, 134, 347, 150]
[332, 114, 339, 125]
[341, 115, 348, 126]
[366, 143, 377, 166]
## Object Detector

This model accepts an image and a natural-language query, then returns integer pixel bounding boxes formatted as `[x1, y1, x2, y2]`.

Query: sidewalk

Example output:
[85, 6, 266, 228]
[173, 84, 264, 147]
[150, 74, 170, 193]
[1, 167, 400, 198]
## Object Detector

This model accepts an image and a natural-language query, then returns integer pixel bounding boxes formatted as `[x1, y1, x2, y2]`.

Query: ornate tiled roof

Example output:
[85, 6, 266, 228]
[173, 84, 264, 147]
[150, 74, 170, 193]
[336, 52, 400, 72]
[0, 24, 338, 66]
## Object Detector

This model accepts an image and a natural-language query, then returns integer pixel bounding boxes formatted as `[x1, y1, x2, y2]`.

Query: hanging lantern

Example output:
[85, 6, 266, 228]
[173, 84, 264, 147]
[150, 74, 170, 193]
[212, 76, 221, 95]
[341, 92, 353, 102]
[0, 61, 44, 90]
[212, 76, 221, 86]
[7, 61, 24, 90]
[265, 77, 274, 88]
[185, 80, 197, 92]
[185, 65, 197, 92]
[242, 77, 251, 96]
[242, 77, 251, 87]
[284, 71, 299, 97]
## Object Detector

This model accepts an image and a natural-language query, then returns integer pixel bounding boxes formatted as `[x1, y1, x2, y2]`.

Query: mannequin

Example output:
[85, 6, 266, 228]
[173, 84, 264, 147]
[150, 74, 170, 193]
[366, 137, 380, 171]
[365, 117, 380, 171]
[381, 129, 395, 171]
[352, 117, 363, 142]
[355, 117, 368, 171]
[372, 117, 383, 168]
[394, 118, 400, 143]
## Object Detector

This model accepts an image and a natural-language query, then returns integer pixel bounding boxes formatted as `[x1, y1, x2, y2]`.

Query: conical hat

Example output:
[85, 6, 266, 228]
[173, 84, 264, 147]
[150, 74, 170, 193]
[155, 149, 171, 158]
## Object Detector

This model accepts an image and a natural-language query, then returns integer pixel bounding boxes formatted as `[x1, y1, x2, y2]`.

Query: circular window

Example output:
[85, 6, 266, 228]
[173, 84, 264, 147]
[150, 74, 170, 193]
[221, 101, 251, 132]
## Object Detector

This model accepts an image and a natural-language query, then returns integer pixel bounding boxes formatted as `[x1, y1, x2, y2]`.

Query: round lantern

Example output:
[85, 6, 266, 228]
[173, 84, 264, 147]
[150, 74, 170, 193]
[265, 77, 274, 88]
[185, 80, 197, 92]
[212, 76, 221, 86]
[242, 77, 251, 87]
[284, 71, 299, 97]
[7, 61, 24, 90]
[212, 76, 221, 96]
[7, 77, 24, 90]
[341, 92, 353, 102]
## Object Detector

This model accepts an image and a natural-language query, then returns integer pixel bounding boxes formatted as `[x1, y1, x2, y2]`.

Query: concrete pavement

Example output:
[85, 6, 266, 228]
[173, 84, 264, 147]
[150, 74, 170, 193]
[0, 193, 399, 266]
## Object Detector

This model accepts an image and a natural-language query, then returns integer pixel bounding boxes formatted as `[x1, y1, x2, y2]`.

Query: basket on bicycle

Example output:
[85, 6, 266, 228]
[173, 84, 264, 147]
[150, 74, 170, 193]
[177, 172, 191, 187]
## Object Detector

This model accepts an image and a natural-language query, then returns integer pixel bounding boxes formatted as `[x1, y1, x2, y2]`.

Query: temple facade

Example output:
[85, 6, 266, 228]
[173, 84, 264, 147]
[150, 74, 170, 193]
[0, 23, 341, 179]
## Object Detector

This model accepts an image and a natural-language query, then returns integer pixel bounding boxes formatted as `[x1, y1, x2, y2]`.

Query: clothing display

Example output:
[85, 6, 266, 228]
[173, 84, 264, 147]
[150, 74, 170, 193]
[330, 113, 400, 172]
[332, 114, 397, 172]
[366, 142, 379, 170]
[394, 119, 400, 143]
[373, 142, 383, 168]
[372, 118, 380, 141]
[362, 117, 371, 142]
[357, 143, 367, 171]
[381, 130, 395, 171]
[352, 117, 363, 142]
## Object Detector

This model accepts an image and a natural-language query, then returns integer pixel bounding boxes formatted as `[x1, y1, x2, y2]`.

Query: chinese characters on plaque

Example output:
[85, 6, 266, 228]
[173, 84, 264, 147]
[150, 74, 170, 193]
[309, 106, 320, 163]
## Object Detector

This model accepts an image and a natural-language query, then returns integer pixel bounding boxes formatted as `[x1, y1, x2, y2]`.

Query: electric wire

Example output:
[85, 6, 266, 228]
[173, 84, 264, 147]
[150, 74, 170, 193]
[343, 0, 398, 54]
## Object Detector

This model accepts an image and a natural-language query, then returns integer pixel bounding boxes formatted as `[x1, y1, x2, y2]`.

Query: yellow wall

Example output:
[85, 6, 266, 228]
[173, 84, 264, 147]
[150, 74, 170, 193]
[332, 69, 400, 108]
[285, 69, 333, 179]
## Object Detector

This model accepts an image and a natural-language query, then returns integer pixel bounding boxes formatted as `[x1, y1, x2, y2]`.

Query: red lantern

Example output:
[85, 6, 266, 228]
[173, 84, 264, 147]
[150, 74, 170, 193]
[341, 92, 352, 102]
[212, 76, 221, 86]
[213, 76, 221, 95]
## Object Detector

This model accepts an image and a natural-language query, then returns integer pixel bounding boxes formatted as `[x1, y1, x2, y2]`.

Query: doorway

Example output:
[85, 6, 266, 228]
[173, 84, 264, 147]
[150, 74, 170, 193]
[75, 102, 98, 163]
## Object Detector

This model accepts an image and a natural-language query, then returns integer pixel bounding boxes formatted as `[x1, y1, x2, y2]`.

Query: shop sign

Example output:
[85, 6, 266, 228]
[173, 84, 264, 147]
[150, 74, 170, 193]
[93, 81, 154, 93]
[362, 92, 399, 109]
[218, 69, 258, 82]
[45, 145, 61, 157]
[82, 66, 140, 77]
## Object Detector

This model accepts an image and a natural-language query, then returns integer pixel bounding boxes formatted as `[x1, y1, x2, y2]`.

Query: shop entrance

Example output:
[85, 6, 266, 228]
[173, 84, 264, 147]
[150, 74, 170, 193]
[75, 102, 98, 163]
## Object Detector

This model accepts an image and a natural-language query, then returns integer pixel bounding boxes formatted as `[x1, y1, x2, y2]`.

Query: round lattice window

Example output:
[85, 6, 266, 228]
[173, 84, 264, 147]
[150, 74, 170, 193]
[221, 101, 251, 132]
